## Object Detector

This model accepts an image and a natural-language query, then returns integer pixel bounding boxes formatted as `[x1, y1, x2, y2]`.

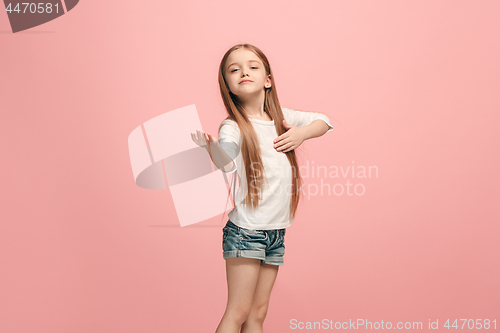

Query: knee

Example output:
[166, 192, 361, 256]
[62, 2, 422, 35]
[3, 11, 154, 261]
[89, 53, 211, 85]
[226, 306, 252, 325]
[248, 303, 269, 324]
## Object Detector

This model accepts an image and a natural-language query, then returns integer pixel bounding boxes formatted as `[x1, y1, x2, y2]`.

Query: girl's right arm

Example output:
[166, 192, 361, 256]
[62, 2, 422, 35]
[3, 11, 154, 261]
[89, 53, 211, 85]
[191, 130, 237, 173]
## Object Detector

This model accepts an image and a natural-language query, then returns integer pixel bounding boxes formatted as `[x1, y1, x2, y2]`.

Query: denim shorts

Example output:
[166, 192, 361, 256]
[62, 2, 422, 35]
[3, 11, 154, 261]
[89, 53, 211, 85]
[222, 220, 286, 266]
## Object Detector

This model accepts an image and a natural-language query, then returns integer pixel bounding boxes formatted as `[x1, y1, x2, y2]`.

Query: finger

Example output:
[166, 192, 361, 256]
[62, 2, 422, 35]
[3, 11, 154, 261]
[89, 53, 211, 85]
[273, 133, 288, 144]
[192, 132, 205, 147]
[197, 130, 206, 143]
[205, 134, 211, 149]
[274, 138, 290, 149]
[277, 141, 293, 152]
[196, 132, 204, 145]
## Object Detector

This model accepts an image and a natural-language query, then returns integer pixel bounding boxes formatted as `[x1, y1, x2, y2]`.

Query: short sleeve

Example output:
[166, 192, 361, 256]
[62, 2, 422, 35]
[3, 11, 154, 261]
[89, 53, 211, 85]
[217, 120, 241, 173]
[218, 120, 240, 145]
[282, 107, 334, 133]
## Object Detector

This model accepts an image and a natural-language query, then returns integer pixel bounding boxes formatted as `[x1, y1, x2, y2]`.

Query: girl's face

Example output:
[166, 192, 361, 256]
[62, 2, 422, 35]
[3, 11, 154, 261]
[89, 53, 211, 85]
[224, 48, 271, 99]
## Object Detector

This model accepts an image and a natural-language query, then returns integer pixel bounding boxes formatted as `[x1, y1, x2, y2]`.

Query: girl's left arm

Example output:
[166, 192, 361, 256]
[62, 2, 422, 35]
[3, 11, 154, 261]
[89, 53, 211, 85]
[300, 119, 330, 140]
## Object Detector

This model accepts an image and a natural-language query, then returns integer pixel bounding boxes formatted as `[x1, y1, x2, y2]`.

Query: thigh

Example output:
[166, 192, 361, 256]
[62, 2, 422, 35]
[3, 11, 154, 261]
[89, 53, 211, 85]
[225, 257, 262, 312]
[252, 263, 279, 308]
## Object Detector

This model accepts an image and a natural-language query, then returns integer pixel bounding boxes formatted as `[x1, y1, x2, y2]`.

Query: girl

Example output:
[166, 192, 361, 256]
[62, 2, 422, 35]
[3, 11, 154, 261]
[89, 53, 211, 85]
[191, 44, 333, 333]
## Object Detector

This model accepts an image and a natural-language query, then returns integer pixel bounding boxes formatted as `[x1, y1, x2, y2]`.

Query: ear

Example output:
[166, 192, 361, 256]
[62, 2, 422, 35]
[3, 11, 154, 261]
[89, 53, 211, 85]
[265, 75, 272, 88]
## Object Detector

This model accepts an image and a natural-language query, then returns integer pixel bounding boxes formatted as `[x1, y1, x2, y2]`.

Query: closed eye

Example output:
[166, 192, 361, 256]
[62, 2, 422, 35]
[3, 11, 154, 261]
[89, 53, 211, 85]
[230, 67, 258, 73]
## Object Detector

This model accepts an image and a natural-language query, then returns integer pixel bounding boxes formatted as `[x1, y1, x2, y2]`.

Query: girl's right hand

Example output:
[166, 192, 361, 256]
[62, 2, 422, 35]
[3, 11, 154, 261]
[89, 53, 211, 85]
[191, 130, 217, 155]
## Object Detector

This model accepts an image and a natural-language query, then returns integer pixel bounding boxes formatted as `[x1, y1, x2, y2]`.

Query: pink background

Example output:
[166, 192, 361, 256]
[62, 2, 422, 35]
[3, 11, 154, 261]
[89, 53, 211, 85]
[1, 0, 499, 332]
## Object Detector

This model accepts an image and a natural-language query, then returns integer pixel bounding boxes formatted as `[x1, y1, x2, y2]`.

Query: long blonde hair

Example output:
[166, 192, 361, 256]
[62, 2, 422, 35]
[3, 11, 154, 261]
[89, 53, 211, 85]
[218, 44, 302, 219]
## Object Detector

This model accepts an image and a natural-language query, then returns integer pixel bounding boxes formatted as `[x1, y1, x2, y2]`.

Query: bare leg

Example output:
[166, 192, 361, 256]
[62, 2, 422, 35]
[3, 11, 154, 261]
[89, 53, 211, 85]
[215, 257, 261, 333]
[240, 262, 279, 333]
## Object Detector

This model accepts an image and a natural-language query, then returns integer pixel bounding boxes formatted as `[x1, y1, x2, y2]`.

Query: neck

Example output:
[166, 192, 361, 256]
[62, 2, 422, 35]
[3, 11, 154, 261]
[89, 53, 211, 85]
[239, 90, 267, 118]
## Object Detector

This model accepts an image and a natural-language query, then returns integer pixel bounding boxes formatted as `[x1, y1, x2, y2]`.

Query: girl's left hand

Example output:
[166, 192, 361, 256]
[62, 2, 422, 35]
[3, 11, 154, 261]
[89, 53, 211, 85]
[273, 120, 305, 153]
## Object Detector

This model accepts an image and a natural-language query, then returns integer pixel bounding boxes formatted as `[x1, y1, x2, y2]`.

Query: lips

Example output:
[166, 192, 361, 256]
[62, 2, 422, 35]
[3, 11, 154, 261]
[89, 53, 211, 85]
[240, 80, 253, 84]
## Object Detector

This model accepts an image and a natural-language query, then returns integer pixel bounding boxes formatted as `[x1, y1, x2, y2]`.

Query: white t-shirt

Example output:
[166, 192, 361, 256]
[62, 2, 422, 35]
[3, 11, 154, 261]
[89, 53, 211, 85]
[217, 107, 333, 230]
